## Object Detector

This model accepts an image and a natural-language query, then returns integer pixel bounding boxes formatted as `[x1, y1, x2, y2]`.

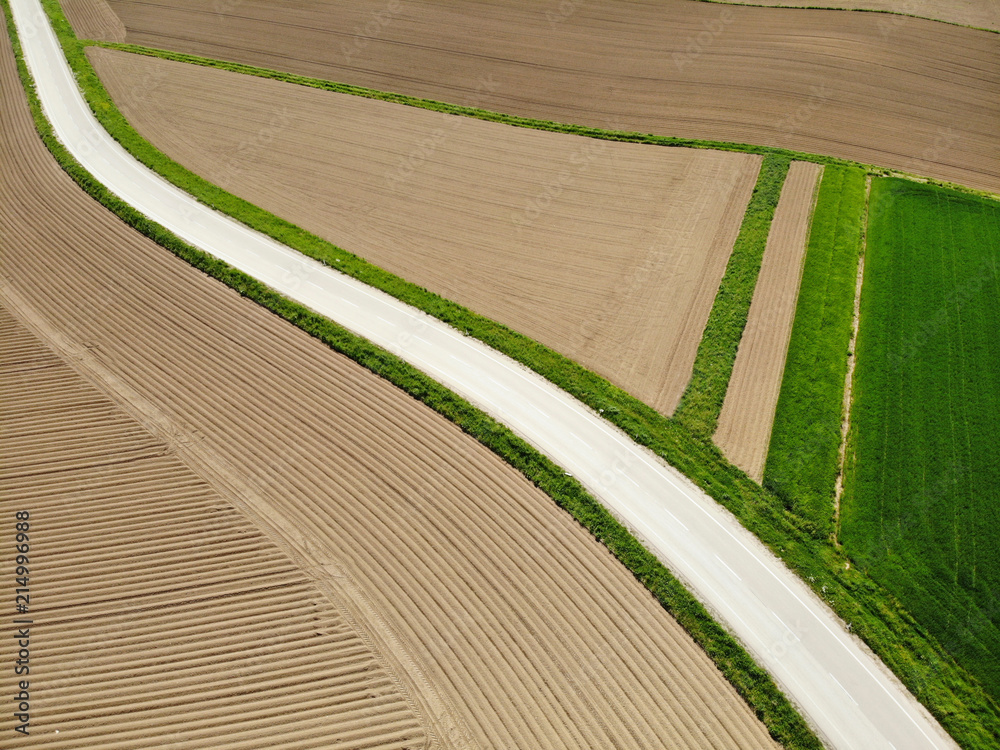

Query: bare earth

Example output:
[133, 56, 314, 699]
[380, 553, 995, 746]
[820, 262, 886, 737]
[60, 0, 124, 41]
[715, 161, 823, 481]
[88, 47, 761, 417]
[0, 308, 427, 749]
[99, 0, 1000, 193]
[720, 0, 1000, 31]
[0, 20, 778, 749]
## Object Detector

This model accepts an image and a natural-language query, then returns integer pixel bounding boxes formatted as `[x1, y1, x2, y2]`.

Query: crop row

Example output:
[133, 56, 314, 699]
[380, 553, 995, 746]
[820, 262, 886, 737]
[5, 2, 822, 747]
[764, 165, 866, 536]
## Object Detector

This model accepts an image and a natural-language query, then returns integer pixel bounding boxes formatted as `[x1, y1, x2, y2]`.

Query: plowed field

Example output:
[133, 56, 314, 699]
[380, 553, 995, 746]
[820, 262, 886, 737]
[88, 46, 761, 416]
[97, 0, 1000, 193]
[0, 308, 427, 749]
[0, 16, 778, 748]
[61, 0, 123, 41]
[722, 0, 999, 32]
[715, 161, 822, 480]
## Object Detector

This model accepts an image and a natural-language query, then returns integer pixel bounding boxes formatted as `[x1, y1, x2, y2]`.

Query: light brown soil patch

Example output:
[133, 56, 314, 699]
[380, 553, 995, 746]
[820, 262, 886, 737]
[102, 0, 1000, 193]
[715, 161, 823, 481]
[0, 18, 778, 749]
[88, 47, 761, 417]
[0, 308, 427, 748]
[60, 0, 124, 42]
[719, 0, 999, 32]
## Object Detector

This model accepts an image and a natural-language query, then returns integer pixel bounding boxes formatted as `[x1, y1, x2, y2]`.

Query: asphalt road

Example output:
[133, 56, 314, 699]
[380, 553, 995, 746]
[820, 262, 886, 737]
[8, 1, 958, 747]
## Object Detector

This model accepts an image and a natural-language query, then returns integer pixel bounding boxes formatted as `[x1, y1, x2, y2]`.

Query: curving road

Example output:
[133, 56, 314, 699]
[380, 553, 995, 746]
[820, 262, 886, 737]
[8, 0, 957, 747]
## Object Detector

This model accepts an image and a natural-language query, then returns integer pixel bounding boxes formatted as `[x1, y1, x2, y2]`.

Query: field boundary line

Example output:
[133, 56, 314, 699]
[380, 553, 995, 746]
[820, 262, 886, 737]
[83, 40, 1000, 203]
[833, 175, 871, 541]
[12, 2, 1000, 745]
[1, 2, 825, 747]
[688, 0, 998, 33]
[673, 154, 791, 435]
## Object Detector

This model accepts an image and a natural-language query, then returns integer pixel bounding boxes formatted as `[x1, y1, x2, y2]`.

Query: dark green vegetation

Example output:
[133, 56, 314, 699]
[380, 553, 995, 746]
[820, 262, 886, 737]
[673, 154, 791, 435]
[764, 166, 866, 536]
[13, 1, 1000, 745]
[843, 177, 1000, 700]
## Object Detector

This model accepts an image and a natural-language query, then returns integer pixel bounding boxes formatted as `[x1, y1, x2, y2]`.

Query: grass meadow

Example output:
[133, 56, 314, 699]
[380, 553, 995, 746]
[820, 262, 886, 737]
[764, 165, 866, 536]
[843, 177, 1000, 698]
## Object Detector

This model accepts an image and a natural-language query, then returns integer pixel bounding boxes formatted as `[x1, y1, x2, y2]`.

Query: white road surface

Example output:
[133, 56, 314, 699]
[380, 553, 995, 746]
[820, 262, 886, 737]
[9, 1, 958, 747]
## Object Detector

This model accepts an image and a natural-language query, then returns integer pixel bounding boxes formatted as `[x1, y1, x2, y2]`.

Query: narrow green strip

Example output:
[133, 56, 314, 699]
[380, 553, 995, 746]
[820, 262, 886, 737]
[19, 3, 1000, 745]
[673, 154, 791, 435]
[764, 165, 866, 537]
[4, 2, 824, 747]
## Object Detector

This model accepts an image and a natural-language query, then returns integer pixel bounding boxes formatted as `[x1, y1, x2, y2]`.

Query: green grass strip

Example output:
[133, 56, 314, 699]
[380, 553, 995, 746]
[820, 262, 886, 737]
[763, 165, 866, 536]
[2, 2, 823, 747]
[673, 154, 791, 435]
[22, 4, 1000, 746]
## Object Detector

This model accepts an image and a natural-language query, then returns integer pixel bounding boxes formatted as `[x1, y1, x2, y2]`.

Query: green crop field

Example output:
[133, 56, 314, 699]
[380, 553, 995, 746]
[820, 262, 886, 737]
[842, 177, 1000, 698]
[764, 165, 866, 537]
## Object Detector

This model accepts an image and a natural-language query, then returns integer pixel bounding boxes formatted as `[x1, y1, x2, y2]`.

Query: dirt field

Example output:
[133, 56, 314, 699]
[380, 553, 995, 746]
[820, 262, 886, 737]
[0, 308, 428, 749]
[89, 47, 761, 417]
[94, 0, 1000, 194]
[0, 20, 779, 749]
[61, 0, 124, 41]
[715, 161, 823, 481]
[720, 0, 999, 32]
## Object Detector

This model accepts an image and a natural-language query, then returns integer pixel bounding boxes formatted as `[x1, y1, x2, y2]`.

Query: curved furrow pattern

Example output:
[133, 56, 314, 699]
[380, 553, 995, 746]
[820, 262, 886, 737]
[0, 14, 779, 749]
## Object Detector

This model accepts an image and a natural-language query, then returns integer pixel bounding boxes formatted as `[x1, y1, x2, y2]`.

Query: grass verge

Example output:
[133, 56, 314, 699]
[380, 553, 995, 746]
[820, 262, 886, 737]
[842, 177, 1000, 700]
[763, 165, 866, 536]
[673, 154, 791, 436]
[2, 1, 822, 746]
[16, 3, 1000, 745]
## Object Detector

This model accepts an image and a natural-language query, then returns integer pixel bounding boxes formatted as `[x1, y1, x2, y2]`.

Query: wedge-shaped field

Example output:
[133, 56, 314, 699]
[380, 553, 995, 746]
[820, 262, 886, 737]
[97, 0, 1000, 193]
[0, 308, 427, 748]
[843, 178, 1000, 700]
[88, 47, 762, 417]
[715, 161, 822, 481]
[0, 21, 779, 748]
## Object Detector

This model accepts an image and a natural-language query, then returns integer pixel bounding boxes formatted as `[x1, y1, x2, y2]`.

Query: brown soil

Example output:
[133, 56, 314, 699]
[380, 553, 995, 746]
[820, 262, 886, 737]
[99, 0, 1000, 193]
[714, 161, 823, 481]
[88, 47, 761, 417]
[0, 308, 427, 749]
[0, 18, 778, 749]
[720, 0, 999, 31]
[60, 0, 124, 42]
